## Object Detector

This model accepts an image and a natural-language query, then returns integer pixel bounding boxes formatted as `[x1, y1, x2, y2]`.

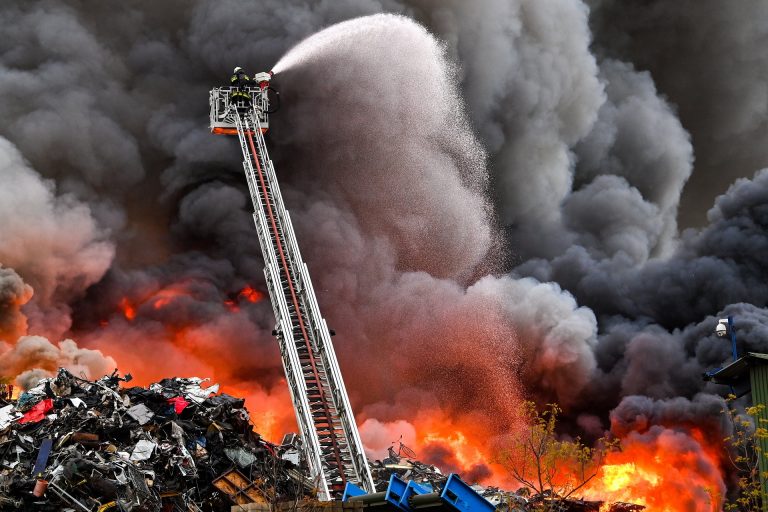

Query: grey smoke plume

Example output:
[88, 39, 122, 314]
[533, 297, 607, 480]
[0, 134, 114, 340]
[239, 13, 604, 428]
[610, 394, 730, 444]
[1, 0, 767, 497]
[0, 335, 116, 390]
[0, 131, 116, 384]
[0, 266, 32, 342]
[588, 0, 768, 228]
[411, 0, 607, 260]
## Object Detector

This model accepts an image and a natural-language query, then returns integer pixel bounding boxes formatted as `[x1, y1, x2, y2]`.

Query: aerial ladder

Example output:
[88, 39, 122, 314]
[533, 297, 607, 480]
[209, 73, 375, 500]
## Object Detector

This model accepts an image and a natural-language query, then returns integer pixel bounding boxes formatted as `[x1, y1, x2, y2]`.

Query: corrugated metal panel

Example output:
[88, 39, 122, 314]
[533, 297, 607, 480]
[748, 364, 768, 507]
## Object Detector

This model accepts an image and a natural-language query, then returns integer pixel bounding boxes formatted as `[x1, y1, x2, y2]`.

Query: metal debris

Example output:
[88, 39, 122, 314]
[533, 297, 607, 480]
[0, 368, 312, 511]
[368, 443, 446, 491]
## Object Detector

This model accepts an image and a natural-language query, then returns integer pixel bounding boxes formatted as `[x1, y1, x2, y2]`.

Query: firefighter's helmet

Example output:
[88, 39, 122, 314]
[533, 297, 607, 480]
[233, 66, 243, 74]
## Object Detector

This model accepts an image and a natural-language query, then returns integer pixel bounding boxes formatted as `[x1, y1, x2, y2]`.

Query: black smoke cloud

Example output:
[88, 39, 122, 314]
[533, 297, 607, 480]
[0, 0, 766, 495]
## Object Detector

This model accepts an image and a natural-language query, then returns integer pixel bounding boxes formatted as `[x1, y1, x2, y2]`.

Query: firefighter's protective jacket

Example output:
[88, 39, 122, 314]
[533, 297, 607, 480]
[230, 70, 252, 101]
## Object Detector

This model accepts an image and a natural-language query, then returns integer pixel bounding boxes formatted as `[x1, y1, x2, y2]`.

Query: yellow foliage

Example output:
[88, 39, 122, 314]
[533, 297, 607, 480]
[496, 401, 616, 509]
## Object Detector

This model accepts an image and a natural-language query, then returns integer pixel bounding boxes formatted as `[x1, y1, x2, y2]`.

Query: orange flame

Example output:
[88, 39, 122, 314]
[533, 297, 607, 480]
[224, 285, 265, 312]
[239, 285, 264, 303]
[119, 298, 136, 321]
[360, 413, 728, 511]
[83, 302, 298, 443]
[152, 286, 188, 310]
[360, 410, 515, 486]
[114, 282, 265, 320]
[584, 428, 725, 511]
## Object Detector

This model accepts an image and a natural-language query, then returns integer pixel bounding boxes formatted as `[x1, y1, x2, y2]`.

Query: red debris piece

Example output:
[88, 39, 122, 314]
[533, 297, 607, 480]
[18, 399, 53, 424]
[167, 396, 190, 414]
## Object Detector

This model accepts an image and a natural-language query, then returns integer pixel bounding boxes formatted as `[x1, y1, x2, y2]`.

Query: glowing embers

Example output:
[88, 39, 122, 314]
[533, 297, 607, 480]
[114, 284, 190, 322]
[113, 283, 193, 323]
[225, 285, 265, 312]
[110, 283, 265, 323]
[119, 297, 137, 321]
[151, 286, 190, 310]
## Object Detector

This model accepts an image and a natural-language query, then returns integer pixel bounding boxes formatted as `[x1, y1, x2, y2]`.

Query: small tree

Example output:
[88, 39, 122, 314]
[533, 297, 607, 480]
[498, 401, 615, 510]
[723, 396, 766, 512]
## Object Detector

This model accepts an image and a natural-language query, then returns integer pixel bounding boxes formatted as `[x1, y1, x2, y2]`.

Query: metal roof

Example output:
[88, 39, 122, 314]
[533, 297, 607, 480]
[704, 352, 768, 385]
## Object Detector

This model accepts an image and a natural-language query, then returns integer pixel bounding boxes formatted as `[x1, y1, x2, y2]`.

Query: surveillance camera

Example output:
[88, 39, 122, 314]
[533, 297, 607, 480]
[715, 321, 728, 337]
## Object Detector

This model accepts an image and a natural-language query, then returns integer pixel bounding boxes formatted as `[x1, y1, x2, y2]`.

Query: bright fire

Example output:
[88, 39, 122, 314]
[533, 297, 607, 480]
[360, 414, 728, 512]
[359, 410, 513, 486]
[584, 428, 725, 511]
[89, 283, 292, 441]
[422, 430, 487, 471]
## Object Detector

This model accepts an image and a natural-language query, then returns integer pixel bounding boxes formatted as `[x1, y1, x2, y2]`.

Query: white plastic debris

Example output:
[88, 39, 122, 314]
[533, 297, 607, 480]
[24, 379, 52, 396]
[0, 404, 21, 429]
[68, 398, 86, 408]
[183, 378, 219, 404]
[281, 449, 300, 465]
[127, 404, 154, 425]
[130, 440, 157, 461]
[149, 377, 220, 404]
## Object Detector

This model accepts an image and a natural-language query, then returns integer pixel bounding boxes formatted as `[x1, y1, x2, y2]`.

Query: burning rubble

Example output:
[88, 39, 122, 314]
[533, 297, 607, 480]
[0, 369, 314, 511]
[0, 368, 649, 512]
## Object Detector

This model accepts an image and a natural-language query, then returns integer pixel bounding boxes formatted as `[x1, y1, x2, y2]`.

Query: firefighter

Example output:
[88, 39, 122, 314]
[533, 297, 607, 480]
[230, 66, 252, 106]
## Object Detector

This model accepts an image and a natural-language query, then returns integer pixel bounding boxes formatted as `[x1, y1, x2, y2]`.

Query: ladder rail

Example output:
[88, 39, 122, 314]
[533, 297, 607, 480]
[216, 84, 375, 500]
[303, 276, 375, 489]
[243, 115, 348, 482]
[230, 105, 375, 496]
[233, 112, 331, 500]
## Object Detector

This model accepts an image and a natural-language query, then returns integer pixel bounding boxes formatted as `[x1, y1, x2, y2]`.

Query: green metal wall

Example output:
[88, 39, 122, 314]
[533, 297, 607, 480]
[749, 364, 768, 508]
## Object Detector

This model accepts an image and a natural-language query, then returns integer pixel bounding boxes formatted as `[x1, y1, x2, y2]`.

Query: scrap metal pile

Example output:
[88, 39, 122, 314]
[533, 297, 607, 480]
[0, 369, 312, 511]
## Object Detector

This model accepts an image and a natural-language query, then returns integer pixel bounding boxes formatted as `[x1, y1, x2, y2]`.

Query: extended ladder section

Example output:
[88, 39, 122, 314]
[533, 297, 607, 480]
[210, 78, 375, 500]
